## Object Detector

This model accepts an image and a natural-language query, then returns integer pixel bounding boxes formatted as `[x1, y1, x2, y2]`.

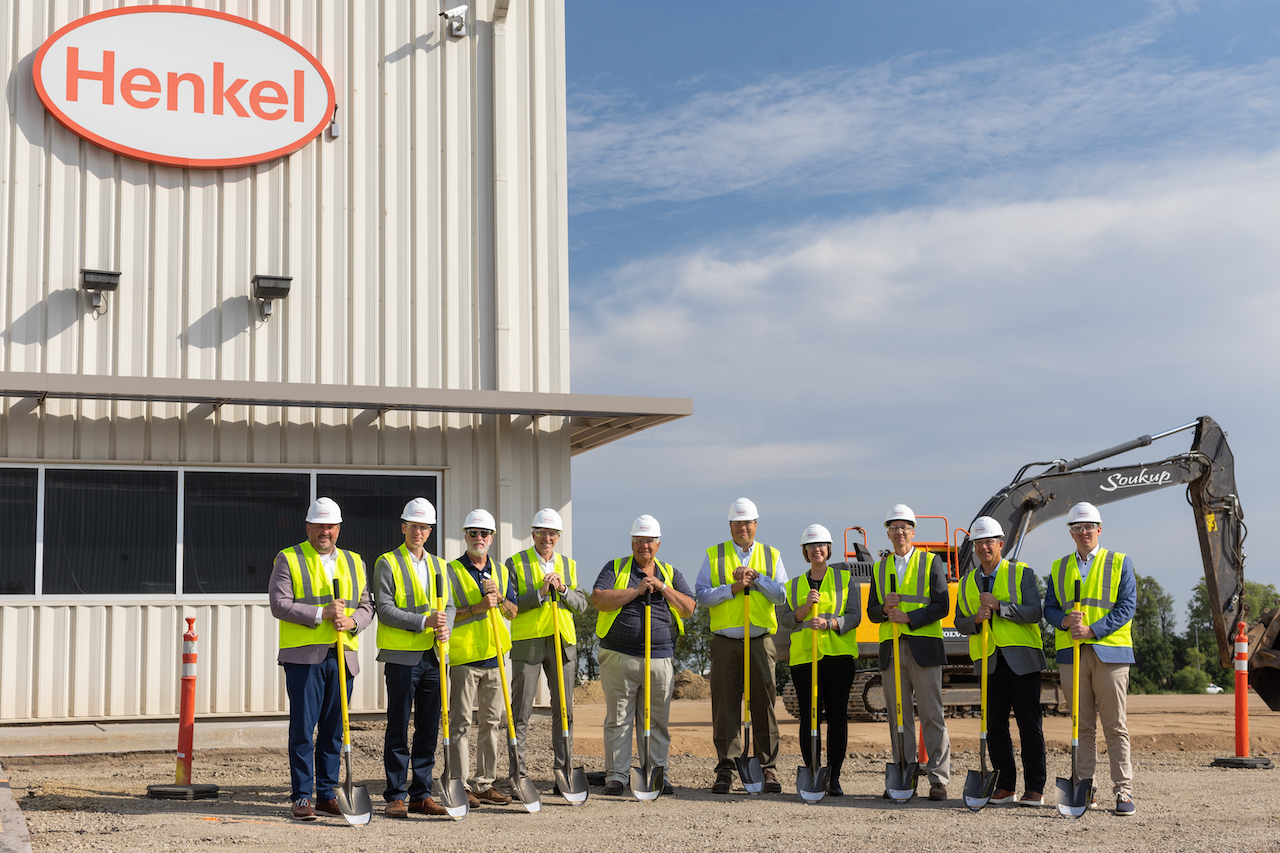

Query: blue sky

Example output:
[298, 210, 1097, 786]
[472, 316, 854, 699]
[563, 1, 1280, 633]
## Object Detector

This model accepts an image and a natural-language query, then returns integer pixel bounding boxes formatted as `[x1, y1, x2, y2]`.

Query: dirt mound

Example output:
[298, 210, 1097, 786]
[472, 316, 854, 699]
[673, 669, 710, 700]
[574, 680, 605, 703]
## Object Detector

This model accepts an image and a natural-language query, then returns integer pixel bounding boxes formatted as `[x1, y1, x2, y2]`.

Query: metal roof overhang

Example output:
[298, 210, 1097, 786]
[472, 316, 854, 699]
[0, 371, 691, 456]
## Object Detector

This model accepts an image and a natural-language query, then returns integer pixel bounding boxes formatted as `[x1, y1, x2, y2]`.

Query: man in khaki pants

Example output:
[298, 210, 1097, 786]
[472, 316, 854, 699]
[1044, 502, 1137, 816]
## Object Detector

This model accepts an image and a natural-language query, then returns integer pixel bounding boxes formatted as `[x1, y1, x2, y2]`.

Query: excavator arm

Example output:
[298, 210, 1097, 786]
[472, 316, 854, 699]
[957, 416, 1280, 710]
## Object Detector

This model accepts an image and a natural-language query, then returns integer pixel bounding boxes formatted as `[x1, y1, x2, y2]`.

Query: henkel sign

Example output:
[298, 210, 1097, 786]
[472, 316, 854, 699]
[34, 6, 335, 169]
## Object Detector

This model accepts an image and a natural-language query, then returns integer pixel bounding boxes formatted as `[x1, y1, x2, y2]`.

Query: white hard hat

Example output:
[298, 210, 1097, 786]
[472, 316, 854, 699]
[728, 497, 759, 522]
[969, 516, 1004, 540]
[532, 507, 563, 531]
[401, 497, 436, 525]
[306, 497, 342, 524]
[463, 508, 496, 531]
[800, 524, 834, 547]
[1067, 502, 1102, 525]
[884, 504, 916, 527]
[630, 515, 661, 538]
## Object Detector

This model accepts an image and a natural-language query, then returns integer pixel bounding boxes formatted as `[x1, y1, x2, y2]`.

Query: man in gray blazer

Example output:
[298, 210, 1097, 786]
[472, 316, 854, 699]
[955, 516, 1048, 806]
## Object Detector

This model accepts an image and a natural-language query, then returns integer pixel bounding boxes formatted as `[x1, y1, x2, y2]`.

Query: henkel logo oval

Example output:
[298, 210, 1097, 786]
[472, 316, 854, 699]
[34, 6, 335, 169]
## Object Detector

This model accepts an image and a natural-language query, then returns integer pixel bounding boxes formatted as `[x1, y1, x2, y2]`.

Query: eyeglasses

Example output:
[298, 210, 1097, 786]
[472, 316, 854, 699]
[887, 525, 913, 533]
[533, 528, 561, 537]
[1069, 523, 1099, 533]
[465, 529, 494, 539]
[404, 523, 432, 533]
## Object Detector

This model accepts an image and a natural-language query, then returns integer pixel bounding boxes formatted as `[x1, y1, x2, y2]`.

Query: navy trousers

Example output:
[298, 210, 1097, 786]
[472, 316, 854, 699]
[987, 654, 1047, 794]
[283, 651, 351, 802]
[383, 649, 442, 802]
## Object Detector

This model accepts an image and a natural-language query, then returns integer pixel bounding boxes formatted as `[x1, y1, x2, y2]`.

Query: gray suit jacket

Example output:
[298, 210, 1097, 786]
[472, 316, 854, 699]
[954, 561, 1047, 677]
[867, 551, 950, 670]
[268, 544, 375, 675]
[371, 549, 456, 667]
[506, 549, 589, 665]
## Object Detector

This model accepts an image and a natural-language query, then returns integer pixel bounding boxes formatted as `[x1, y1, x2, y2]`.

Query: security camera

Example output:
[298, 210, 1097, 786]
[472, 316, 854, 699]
[440, 4, 467, 37]
[441, 4, 467, 17]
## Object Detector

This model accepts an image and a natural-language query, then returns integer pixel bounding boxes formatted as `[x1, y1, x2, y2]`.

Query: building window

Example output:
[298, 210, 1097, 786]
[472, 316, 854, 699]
[42, 469, 179, 595]
[317, 473, 440, 564]
[183, 471, 310, 594]
[0, 468, 37, 594]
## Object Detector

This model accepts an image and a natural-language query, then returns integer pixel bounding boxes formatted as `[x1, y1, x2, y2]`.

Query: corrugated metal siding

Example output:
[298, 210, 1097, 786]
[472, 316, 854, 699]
[0, 0, 574, 721]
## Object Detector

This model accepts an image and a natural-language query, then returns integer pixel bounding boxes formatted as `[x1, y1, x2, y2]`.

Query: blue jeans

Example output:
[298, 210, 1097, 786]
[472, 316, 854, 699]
[383, 650, 441, 802]
[283, 651, 351, 801]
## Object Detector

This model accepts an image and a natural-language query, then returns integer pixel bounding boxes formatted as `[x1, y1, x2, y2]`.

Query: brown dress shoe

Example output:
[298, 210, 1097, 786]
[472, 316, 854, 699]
[475, 787, 512, 805]
[712, 770, 734, 794]
[290, 798, 316, 821]
[762, 768, 782, 794]
[928, 783, 947, 801]
[315, 797, 342, 816]
[409, 797, 449, 816]
[466, 789, 482, 808]
[384, 799, 408, 819]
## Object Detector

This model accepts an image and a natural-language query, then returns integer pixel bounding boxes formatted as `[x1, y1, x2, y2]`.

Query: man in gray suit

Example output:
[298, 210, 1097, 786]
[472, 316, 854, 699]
[955, 516, 1048, 806]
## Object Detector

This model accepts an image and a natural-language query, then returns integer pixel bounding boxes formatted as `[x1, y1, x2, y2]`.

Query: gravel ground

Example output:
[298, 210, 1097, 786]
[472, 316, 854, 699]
[7, 710, 1280, 853]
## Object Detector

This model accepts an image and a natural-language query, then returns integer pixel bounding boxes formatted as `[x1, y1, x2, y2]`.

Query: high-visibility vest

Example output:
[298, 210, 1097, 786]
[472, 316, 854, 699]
[278, 542, 366, 651]
[506, 547, 578, 644]
[446, 558, 513, 665]
[595, 558, 684, 640]
[957, 559, 1042, 659]
[1049, 549, 1132, 653]
[785, 567, 859, 665]
[705, 540, 781, 633]
[375, 544, 447, 653]
[872, 548, 944, 641]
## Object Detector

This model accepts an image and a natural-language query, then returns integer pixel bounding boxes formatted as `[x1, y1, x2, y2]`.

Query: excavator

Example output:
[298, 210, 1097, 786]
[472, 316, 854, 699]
[781, 415, 1280, 721]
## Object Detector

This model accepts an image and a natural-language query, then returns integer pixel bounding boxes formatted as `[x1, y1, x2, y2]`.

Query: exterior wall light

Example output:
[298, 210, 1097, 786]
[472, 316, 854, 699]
[252, 274, 292, 321]
[81, 268, 121, 314]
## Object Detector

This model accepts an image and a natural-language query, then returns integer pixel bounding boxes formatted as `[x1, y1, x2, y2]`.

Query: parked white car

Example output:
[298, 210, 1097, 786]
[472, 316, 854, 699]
[1206, 682, 1225, 694]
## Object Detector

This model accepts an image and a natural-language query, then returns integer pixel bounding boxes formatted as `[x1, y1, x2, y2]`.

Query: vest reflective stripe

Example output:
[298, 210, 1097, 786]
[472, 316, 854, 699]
[446, 559, 512, 665]
[872, 549, 943, 641]
[957, 560, 1042, 658]
[706, 541, 780, 633]
[375, 545, 446, 653]
[1050, 549, 1132, 652]
[508, 548, 579, 644]
[278, 543, 365, 651]
[595, 558, 684, 640]
[785, 569, 859, 664]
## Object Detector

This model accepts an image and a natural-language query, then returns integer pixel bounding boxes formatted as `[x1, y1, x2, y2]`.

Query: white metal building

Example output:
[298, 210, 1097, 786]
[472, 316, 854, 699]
[0, 1, 689, 723]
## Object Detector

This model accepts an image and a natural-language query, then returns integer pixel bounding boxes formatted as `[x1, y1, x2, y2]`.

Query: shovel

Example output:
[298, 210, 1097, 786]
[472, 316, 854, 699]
[796, 614, 828, 803]
[630, 589, 662, 800]
[884, 573, 919, 803]
[550, 588, 589, 804]
[434, 572, 467, 819]
[489, 604, 542, 813]
[963, 616, 999, 811]
[736, 586, 765, 794]
[332, 581, 372, 826]
[1056, 579, 1092, 819]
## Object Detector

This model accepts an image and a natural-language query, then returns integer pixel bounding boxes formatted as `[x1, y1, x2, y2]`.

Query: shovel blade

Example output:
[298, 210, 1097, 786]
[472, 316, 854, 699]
[335, 783, 372, 826]
[736, 756, 764, 795]
[796, 765, 828, 804]
[510, 774, 542, 813]
[1055, 776, 1093, 818]
[554, 767, 590, 805]
[963, 769, 1000, 812]
[630, 765, 661, 801]
[885, 761, 919, 803]
[437, 776, 468, 820]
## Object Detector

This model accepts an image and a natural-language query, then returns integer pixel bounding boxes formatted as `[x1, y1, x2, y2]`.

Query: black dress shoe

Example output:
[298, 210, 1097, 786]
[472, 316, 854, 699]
[604, 780, 624, 795]
[827, 779, 844, 797]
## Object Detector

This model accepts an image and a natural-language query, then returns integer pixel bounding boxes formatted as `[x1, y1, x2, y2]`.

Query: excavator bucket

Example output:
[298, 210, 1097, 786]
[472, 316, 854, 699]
[1247, 608, 1280, 711]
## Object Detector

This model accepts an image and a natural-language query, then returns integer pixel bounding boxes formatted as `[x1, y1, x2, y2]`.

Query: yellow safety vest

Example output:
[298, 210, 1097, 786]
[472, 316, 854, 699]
[872, 549, 943, 641]
[957, 560, 1042, 659]
[507, 547, 578, 644]
[785, 567, 859, 665]
[278, 542, 366, 651]
[446, 558, 512, 665]
[595, 558, 685, 640]
[375, 544, 447, 653]
[706, 540, 781, 633]
[1050, 549, 1131, 653]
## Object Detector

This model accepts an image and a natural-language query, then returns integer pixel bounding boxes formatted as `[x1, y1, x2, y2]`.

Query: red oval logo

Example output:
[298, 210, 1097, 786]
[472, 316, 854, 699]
[33, 6, 336, 169]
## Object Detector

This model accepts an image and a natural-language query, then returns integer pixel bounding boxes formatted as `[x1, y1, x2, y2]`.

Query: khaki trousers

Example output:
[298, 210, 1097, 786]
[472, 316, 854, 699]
[710, 633, 780, 774]
[448, 663, 504, 793]
[1060, 644, 1132, 796]
[885, 642, 951, 786]
[599, 648, 674, 785]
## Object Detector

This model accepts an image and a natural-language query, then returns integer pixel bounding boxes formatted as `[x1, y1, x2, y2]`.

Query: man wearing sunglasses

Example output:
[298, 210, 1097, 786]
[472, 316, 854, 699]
[445, 509, 519, 807]
[1043, 502, 1138, 816]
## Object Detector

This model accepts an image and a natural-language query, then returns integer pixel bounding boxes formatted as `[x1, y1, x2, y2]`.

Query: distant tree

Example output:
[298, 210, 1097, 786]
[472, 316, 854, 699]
[1130, 573, 1176, 692]
[1172, 665, 1211, 694]
[674, 607, 712, 674]
[573, 604, 600, 683]
[1183, 578, 1279, 684]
